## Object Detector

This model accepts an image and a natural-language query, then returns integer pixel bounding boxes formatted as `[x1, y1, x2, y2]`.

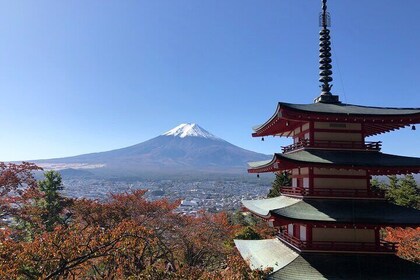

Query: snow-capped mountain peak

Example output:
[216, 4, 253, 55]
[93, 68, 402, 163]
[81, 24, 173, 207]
[163, 123, 221, 140]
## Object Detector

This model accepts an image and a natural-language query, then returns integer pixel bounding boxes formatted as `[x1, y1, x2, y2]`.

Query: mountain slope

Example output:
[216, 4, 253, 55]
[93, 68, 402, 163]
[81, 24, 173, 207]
[36, 124, 269, 177]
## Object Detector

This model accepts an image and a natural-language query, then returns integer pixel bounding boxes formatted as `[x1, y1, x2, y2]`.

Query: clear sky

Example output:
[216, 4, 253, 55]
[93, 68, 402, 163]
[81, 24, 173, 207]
[1, 0, 419, 161]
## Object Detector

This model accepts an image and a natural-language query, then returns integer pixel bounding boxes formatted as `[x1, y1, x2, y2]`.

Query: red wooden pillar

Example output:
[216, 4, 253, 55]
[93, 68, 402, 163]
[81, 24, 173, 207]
[309, 121, 315, 146]
[367, 173, 372, 194]
[374, 227, 380, 247]
[307, 224, 313, 248]
[309, 167, 314, 195]
[293, 224, 300, 239]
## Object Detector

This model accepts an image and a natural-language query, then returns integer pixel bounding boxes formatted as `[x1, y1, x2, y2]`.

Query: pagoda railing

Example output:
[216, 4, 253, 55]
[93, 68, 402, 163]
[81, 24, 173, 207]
[277, 230, 304, 248]
[280, 187, 385, 198]
[281, 140, 382, 153]
[277, 232, 398, 253]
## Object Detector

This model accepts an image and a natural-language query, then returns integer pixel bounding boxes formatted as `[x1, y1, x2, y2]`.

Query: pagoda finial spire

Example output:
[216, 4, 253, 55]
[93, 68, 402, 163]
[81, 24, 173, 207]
[314, 0, 341, 104]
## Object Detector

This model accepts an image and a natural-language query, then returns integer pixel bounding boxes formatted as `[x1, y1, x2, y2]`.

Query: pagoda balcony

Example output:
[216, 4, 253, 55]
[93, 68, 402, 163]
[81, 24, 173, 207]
[281, 140, 382, 153]
[280, 187, 385, 199]
[277, 232, 398, 253]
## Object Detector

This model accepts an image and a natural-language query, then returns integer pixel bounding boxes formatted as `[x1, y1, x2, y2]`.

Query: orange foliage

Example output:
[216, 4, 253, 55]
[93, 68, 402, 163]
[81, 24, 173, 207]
[385, 227, 420, 263]
[0, 162, 42, 220]
[0, 166, 267, 279]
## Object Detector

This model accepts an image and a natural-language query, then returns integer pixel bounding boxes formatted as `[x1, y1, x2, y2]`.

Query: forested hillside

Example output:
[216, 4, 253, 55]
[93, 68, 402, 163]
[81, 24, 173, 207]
[0, 162, 272, 279]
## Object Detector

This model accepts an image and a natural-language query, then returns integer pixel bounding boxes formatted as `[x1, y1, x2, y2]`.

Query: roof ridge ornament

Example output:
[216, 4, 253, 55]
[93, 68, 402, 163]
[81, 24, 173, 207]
[314, 0, 341, 104]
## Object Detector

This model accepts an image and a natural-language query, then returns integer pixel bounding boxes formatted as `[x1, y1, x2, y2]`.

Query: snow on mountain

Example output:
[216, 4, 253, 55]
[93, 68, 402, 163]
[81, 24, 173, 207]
[163, 123, 221, 140]
[34, 123, 270, 178]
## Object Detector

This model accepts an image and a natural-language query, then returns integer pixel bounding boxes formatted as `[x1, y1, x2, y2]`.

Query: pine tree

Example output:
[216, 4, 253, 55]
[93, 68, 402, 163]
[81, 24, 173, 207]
[384, 174, 420, 209]
[38, 171, 67, 231]
[267, 172, 291, 198]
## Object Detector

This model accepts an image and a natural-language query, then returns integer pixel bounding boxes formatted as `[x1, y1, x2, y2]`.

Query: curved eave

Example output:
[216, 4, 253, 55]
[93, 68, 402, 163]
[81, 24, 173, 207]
[234, 239, 299, 273]
[248, 150, 420, 175]
[252, 102, 420, 137]
[271, 199, 420, 226]
[252, 103, 305, 138]
[248, 156, 279, 173]
[248, 156, 297, 174]
[242, 196, 300, 218]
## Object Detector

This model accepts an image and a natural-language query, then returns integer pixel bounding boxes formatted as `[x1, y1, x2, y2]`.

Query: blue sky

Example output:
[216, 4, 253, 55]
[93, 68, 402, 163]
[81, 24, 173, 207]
[1, 0, 419, 161]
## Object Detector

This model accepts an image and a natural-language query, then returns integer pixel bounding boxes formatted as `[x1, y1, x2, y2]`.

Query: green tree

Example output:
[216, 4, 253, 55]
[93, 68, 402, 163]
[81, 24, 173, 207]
[230, 211, 258, 227]
[384, 174, 420, 209]
[374, 174, 420, 209]
[267, 172, 291, 198]
[234, 226, 261, 240]
[37, 170, 68, 231]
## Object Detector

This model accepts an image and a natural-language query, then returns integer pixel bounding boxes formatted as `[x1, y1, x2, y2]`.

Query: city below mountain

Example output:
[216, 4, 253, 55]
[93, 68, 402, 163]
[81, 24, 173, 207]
[35, 123, 270, 179]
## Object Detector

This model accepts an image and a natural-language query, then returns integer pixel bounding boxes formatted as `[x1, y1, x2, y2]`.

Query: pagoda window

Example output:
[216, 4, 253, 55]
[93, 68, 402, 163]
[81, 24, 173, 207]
[302, 122, 310, 131]
[303, 178, 310, 189]
[292, 123, 310, 145]
[288, 224, 293, 236]
[291, 168, 310, 189]
[300, 225, 307, 241]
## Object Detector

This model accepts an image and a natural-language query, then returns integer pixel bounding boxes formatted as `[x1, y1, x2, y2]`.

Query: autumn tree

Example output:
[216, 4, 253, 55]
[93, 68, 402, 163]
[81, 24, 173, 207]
[375, 175, 420, 264]
[0, 162, 44, 241]
[0, 162, 41, 220]
[384, 227, 420, 264]
[0, 165, 268, 279]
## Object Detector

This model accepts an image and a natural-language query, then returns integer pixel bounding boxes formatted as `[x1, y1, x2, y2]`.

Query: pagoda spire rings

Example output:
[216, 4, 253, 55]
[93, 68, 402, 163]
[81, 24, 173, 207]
[314, 0, 340, 103]
[319, 0, 333, 96]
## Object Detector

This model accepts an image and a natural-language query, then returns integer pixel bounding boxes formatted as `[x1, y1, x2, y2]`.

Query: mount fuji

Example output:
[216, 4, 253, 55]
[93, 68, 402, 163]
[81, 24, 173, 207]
[35, 123, 270, 178]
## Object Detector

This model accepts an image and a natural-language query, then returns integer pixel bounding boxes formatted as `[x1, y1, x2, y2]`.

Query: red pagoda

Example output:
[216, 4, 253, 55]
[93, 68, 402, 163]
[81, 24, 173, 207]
[235, 1, 420, 279]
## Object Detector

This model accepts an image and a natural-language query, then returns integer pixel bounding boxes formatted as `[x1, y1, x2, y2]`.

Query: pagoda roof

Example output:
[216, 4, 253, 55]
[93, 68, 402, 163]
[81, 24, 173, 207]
[234, 239, 299, 272]
[243, 197, 420, 226]
[235, 239, 420, 279]
[281, 102, 420, 116]
[248, 149, 420, 175]
[273, 199, 420, 225]
[242, 196, 300, 217]
[253, 102, 420, 137]
[268, 253, 420, 280]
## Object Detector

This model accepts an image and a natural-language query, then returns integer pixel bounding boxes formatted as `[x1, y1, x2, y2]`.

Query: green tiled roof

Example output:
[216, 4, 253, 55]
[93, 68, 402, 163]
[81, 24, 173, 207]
[252, 102, 420, 137]
[234, 239, 299, 272]
[271, 199, 420, 225]
[281, 102, 420, 116]
[242, 196, 299, 217]
[268, 253, 420, 280]
[248, 150, 420, 172]
[235, 239, 420, 279]
[248, 159, 272, 168]
[278, 150, 420, 167]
